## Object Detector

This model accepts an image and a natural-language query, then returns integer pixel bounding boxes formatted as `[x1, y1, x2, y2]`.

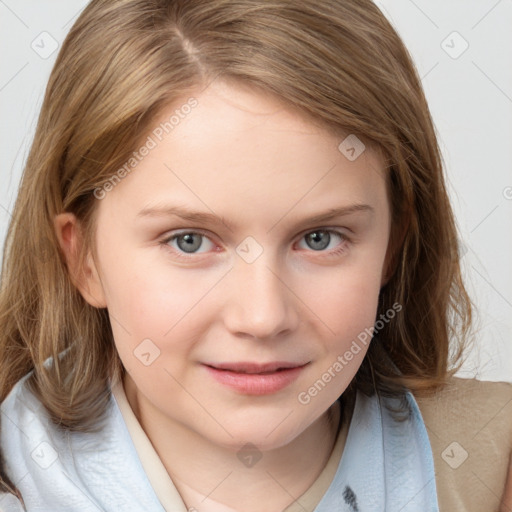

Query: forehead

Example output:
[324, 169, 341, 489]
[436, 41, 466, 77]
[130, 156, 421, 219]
[99, 79, 388, 222]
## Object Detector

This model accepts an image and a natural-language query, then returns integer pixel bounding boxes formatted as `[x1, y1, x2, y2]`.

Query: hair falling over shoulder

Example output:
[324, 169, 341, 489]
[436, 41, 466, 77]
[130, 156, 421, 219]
[0, 0, 472, 492]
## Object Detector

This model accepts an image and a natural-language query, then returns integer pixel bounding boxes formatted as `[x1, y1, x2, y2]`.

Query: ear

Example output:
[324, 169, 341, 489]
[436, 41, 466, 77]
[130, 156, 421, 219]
[53, 212, 107, 308]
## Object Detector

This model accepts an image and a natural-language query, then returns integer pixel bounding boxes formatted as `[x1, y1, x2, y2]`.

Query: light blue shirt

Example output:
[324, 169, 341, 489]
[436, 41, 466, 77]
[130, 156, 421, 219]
[0, 373, 439, 511]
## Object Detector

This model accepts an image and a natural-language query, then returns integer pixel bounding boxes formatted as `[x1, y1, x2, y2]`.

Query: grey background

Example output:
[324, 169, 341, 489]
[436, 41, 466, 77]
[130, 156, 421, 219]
[1, 1, 511, 382]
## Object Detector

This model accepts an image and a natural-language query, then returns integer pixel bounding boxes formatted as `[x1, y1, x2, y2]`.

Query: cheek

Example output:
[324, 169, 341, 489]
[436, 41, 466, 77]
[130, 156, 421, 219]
[101, 247, 214, 332]
[296, 252, 385, 339]
[101, 253, 222, 374]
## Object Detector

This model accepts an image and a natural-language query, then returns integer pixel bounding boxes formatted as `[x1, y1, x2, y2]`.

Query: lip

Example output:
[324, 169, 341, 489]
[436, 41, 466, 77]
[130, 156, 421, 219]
[205, 361, 308, 373]
[202, 361, 310, 395]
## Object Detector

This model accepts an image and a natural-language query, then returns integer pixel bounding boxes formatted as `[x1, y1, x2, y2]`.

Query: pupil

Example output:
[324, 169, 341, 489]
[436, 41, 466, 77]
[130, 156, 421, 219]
[308, 231, 329, 251]
[178, 233, 201, 253]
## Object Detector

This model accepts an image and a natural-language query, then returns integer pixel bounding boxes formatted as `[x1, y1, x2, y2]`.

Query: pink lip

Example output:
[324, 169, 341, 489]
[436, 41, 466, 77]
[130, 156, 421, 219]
[202, 361, 309, 395]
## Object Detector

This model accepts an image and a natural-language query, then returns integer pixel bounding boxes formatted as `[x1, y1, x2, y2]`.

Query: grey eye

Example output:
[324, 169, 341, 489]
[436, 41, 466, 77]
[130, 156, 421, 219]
[174, 233, 208, 253]
[304, 230, 332, 251]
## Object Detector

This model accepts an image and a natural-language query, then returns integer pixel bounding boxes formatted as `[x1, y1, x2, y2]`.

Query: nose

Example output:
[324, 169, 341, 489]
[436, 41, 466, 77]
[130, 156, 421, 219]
[222, 254, 300, 341]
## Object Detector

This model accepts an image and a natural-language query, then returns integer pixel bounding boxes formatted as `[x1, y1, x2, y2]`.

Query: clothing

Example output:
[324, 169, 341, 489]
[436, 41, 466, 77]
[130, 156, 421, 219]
[414, 376, 512, 511]
[113, 379, 438, 511]
[112, 380, 352, 512]
[0, 371, 437, 511]
[1, 373, 507, 511]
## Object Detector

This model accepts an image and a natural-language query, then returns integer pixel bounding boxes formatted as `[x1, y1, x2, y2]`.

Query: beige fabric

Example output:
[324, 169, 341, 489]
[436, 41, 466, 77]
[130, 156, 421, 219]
[112, 381, 351, 512]
[414, 377, 512, 512]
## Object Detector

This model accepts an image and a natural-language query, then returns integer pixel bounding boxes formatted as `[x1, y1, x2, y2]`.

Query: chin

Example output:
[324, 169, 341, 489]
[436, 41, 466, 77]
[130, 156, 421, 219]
[213, 431, 298, 454]
[203, 413, 314, 453]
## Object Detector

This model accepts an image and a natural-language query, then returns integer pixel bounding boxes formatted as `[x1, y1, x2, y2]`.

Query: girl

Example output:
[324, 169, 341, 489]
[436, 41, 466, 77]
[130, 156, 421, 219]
[1, 0, 511, 511]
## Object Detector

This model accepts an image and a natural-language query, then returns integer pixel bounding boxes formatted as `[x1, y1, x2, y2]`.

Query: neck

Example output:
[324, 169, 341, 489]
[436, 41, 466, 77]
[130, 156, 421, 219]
[124, 374, 342, 512]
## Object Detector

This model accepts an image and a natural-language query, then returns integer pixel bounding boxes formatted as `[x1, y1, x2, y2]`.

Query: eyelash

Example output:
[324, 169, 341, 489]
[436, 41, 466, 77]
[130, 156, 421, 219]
[159, 228, 351, 261]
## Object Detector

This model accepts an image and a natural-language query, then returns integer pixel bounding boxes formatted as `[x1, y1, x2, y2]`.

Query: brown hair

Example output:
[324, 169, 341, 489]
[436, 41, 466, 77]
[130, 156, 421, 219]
[1, 0, 471, 458]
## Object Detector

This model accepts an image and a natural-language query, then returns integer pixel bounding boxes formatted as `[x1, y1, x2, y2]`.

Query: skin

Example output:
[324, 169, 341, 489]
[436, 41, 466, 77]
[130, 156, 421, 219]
[55, 79, 391, 512]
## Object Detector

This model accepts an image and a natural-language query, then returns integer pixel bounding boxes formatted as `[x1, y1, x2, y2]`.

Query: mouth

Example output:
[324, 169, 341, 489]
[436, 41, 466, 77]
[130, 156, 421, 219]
[202, 361, 310, 395]
[204, 361, 309, 374]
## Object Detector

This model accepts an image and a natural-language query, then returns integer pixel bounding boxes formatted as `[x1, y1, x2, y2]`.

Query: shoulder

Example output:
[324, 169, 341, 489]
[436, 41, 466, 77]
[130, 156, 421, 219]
[0, 373, 39, 510]
[416, 374, 512, 401]
[0, 373, 165, 511]
[0, 493, 25, 511]
[0, 372, 103, 509]
[414, 376, 512, 438]
[0, 371, 122, 466]
[1, 371, 41, 445]
[413, 376, 512, 512]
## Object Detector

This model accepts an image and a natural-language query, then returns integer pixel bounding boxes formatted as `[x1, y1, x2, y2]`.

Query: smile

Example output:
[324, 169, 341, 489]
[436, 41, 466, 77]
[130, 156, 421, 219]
[202, 362, 310, 395]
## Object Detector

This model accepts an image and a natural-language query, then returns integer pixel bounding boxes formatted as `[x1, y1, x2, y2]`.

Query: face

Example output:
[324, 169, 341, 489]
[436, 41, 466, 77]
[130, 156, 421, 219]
[81, 79, 391, 451]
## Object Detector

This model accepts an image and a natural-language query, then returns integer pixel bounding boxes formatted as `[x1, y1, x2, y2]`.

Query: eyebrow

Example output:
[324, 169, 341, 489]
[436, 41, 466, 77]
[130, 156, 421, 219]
[135, 203, 374, 230]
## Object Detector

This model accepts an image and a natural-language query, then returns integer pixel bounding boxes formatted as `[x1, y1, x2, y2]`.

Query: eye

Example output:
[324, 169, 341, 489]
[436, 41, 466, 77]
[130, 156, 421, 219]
[162, 231, 215, 256]
[296, 229, 348, 254]
[159, 228, 350, 261]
